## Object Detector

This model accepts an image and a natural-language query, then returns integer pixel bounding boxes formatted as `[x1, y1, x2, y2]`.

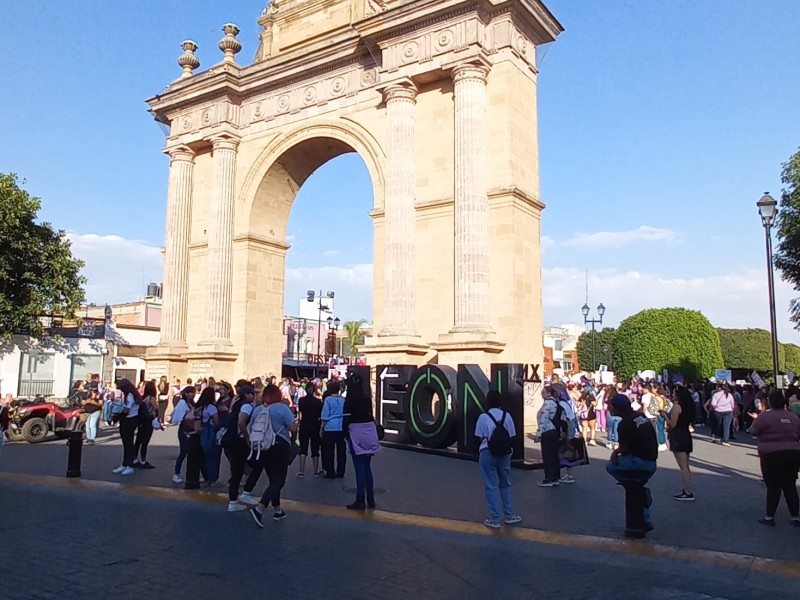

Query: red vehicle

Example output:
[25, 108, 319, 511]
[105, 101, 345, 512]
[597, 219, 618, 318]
[7, 397, 84, 443]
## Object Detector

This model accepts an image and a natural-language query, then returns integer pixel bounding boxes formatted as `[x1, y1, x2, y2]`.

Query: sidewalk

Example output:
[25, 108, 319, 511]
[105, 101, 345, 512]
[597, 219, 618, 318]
[1, 423, 796, 562]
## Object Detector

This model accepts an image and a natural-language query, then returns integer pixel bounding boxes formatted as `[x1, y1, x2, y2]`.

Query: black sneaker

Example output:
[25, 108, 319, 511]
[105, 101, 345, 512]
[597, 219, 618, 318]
[673, 491, 695, 502]
[273, 509, 287, 521]
[139, 461, 155, 469]
[249, 507, 264, 528]
[758, 517, 775, 526]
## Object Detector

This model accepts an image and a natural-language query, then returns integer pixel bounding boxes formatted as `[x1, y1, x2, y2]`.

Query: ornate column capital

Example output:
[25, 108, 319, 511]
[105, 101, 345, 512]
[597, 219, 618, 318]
[451, 63, 490, 85]
[164, 144, 196, 163]
[207, 133, 241, 152]
[382, 83, 417, 104]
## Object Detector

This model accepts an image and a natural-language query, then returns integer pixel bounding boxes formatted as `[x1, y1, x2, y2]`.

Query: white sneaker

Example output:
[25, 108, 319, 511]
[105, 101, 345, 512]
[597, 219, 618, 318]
[658, 443, 668, 452]
[239, 491, 258, 506]
[121, 467, 135, 476]
[559, 474, 575, 484]
[172, 474, 183, 484]
[227, 501, 247, 512]
[112, 465, 126, 474]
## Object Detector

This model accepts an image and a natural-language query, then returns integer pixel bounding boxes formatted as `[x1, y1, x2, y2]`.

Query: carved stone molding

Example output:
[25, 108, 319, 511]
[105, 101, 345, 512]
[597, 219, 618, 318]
[451, 63, 490, 84]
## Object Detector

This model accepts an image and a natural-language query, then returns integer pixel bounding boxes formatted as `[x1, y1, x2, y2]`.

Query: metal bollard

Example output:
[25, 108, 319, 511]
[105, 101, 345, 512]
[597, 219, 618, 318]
[66, 431, 83, 478]
[184, 433, 202, 490]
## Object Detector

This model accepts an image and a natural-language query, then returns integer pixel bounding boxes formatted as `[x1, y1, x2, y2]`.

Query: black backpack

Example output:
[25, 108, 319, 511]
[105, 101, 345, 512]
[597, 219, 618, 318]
[219, 398, 249, 449]
[487, 411, 513, 456]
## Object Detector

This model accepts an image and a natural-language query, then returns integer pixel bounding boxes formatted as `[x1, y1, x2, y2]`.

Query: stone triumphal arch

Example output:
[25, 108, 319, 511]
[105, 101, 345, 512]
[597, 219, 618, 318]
[146, 0, 562, 382]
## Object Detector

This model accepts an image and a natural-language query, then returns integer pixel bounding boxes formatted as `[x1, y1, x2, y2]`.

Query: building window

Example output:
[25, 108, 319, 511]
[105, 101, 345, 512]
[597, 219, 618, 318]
[70, 354, 103, 387]
[18, 351, 56, 397]
[554, 339, 563, 351]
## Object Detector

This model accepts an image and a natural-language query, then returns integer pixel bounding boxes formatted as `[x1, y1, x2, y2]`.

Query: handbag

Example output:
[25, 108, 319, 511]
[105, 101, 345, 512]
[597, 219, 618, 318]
[375, 421, 385, 441]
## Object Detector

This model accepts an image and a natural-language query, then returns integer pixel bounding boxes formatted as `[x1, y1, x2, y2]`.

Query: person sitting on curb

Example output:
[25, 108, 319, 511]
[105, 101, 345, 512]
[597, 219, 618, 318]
[605, 393, 659, 532]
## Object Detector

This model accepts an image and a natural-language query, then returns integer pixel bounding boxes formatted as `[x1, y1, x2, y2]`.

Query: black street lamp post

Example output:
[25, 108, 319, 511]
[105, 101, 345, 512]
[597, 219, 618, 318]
[757, 192, 781, 386]
[581, 302, 606, 372]
[326, 315, 341, 360]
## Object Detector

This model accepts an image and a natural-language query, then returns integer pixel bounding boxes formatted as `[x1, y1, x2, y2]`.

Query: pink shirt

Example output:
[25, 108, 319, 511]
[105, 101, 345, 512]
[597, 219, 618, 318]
[749, 409, 800, 455]
[710, 391, 735, 413]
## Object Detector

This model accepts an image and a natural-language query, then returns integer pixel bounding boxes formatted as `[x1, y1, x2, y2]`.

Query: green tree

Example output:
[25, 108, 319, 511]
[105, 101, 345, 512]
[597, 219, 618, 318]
[341, 319, 367, 361]
[783, 343, 800, 375]
[717, 328, 785, 371]
[576, 327, 616, 371]
[0, 173, 85, 339]
[612, 308, 723, 380]
[775, 147, 800, 327]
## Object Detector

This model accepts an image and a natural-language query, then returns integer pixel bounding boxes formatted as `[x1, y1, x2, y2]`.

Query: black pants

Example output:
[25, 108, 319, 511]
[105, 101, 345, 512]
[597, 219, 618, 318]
[244, 438, 290, 508]
[157, 400, 168, 423]
[227, 439, 249, 502]
[540, 430, 561, 482]
[299, 425, 321, 458]
[119, 417, 138, 468]
[134, 419, 153, 462]
[322, 430, 347, 477]
[761, 450, 800, 518]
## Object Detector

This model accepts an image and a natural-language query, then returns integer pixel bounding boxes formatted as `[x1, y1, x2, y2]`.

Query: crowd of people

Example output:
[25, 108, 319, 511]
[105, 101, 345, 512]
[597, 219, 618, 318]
[2, 369, 799, 533]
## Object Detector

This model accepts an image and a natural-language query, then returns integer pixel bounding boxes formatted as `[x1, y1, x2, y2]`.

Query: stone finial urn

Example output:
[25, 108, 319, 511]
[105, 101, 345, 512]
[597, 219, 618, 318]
[177, 40, 200, 79]
[219, 23, 242, 64]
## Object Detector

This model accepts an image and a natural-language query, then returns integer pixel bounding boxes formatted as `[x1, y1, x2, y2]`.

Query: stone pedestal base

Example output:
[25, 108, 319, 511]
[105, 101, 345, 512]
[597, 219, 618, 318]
[186, 347, 239, 382]
[430, 332, 506, 375]
[146, 343, 189, 382]
[360, 336, 432, 368]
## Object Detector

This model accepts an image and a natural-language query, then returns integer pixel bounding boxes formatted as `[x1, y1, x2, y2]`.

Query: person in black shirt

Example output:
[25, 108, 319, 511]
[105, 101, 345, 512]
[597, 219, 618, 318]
[606, 393, 658, 528]
[297, 382, 323, 478]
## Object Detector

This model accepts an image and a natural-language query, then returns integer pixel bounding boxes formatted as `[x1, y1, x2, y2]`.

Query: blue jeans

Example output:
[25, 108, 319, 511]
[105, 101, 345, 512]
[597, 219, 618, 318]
[607, 416, 622, 443]
[718, 412, 733, 443]
[656, 416, 667, 445]
[351, 452, 374, 496]
[606, 456, 657, 523]
[479, 449, 514, 521]
[85, 411, 100, 441]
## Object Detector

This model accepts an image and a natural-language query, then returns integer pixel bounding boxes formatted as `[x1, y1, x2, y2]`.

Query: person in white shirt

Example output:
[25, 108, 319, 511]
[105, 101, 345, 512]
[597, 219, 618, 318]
[112, 379, 141, 476]
[474, 390, 521, 529]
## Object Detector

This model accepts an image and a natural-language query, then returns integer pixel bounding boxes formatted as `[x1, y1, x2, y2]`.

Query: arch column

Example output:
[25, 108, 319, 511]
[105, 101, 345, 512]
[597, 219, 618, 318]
[158, 145, 195, 349]
[379, 82, 418, 337]
[450, 63, 493, 334]
[200, 133, 240, 348]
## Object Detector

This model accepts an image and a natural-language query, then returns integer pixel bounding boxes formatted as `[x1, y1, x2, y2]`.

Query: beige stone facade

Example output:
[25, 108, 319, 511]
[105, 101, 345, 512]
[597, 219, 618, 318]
[146, 0, 562, 382]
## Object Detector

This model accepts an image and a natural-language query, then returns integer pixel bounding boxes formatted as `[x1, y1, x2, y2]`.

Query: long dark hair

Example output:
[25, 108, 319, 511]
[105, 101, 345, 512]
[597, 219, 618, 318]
[118, 378, 142, 403]
[143, 381, 158, 399]
[675, 387, 696, 422]
[198, 387, 216, 408]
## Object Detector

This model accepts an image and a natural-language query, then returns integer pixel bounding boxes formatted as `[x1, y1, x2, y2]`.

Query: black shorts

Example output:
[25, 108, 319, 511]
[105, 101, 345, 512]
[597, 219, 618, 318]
[299, 426, 320, 457]
[669, 427, 693, 453]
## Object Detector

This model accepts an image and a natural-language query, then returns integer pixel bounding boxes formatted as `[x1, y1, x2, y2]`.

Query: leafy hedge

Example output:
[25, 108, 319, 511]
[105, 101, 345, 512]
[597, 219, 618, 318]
[717, 328, 785, 371]
[612, 308, 723, 380]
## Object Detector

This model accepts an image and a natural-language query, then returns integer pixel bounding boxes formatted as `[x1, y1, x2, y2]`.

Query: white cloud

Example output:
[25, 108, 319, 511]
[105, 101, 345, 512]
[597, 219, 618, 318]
[285, 263, 373, 321]
[543, 266, 800, 344]
[322, 250, 340, 258]
[560, 225, 679, 249]
[67, 232, 163, 304]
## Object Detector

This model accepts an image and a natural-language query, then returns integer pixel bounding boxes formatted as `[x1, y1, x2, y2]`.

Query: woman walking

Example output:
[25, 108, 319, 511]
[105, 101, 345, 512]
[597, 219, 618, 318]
[707, 384, 736, 446]
[113, 379, 141, 476]
[157, 376, 170, 426]
[343, 373, 381, 510]
[242, 384, 298, 527]
[170, 385, 197, 484]
[537, 386, 564, 487]
[196, 387, 221, 485]
[749, 391, 800, 526]
[669, 386, 696, 501]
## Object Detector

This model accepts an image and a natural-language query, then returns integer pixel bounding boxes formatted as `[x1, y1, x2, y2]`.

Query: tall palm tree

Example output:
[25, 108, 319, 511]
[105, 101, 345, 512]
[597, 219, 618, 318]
[343, 319, 367, 362]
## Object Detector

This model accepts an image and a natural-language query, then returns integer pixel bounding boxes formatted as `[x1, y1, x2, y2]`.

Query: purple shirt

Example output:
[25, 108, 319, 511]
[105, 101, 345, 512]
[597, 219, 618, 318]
[348, 422, 380, 456]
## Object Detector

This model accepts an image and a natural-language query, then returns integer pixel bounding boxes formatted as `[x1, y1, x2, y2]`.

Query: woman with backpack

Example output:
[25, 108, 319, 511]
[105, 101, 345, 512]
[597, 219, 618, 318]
[132, 381, 158, 469]
[169, 385, 197, 484]
[220, 384, 256, 513]
[240, 384, 298, 527]
[113, 379, 141, 476]
[474, 390, 521, 528]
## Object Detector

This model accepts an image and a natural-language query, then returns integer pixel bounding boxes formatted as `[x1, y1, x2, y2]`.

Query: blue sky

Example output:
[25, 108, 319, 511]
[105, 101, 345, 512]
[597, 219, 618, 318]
[1, 1, 799, 340]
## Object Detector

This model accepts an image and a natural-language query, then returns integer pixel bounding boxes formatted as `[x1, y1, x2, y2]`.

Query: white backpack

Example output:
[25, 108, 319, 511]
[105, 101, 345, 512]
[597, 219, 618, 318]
[247, 405, 276, 461]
